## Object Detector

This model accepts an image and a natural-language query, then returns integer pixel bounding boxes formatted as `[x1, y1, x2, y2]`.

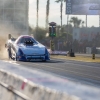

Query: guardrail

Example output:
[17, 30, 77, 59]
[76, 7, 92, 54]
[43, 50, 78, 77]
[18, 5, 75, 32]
[0, 81, 31, 100]
[0, 69, 80, 100]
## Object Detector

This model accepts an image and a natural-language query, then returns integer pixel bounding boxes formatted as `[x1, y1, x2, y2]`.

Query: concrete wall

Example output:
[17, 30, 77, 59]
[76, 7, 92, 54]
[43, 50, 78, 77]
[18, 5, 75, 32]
[0, 69, 81, 100]
[0, 86, 24, 100]
[0, 0, 29, 35]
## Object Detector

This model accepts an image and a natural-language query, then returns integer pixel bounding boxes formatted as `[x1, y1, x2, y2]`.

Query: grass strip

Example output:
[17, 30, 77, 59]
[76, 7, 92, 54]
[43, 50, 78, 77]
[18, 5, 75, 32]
[51, 55, 100, 63]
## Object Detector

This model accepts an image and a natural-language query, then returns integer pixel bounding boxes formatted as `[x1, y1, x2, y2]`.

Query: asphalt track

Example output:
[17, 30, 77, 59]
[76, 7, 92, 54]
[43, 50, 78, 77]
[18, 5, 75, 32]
[0, 59, 100, 100]
[16, 58, 100, 87]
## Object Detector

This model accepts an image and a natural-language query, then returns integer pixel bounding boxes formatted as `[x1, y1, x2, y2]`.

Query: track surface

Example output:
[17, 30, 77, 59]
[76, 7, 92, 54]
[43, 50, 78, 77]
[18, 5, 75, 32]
[1, 58, 100, 100]
[16, 58, 100, 87]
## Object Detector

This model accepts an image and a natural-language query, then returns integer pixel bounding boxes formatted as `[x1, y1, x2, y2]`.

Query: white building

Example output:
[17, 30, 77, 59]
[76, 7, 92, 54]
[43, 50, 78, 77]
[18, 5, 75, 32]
[0, 0, 29, 35]
[73, 27, 100, 41]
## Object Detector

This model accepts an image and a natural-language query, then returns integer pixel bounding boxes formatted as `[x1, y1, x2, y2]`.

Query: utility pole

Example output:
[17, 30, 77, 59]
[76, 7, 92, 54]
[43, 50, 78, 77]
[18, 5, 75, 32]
[99, 15, 100, 27]
[86, 15, 87, 27]
[46, 0, 50, 30]
[67, 15, 69, 41]
[61, 0, 63, 33]
[67, 15, 69, 25]
[36, 0, 39, 38]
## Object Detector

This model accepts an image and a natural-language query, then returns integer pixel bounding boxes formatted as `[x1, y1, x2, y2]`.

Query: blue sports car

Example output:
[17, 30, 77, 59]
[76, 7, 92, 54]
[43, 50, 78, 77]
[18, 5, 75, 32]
[5, 35, 50, 61]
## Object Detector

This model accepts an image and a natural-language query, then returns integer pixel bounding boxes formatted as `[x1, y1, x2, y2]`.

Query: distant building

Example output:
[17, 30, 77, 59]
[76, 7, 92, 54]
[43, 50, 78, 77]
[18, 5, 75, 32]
[73, 27, 100, 41]
[0, 0, 29, 35]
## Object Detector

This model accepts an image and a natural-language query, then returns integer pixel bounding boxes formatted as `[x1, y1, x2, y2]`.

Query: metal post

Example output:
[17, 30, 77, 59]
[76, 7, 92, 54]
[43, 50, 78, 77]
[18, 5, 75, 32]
[58, 40, 59, 50]
[86, 15, 87, 27]
[67, 15, 69, 25]
[67, 15, 69, 41]
[92, 54, 95, 59]
[49, 22, 56, 51]
[61, 0, 63, 33]
[99, 15, 100, 27]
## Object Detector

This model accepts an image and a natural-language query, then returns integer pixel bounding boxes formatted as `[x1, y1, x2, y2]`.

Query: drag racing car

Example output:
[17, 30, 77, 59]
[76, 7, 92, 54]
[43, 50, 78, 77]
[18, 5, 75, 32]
[5, 35, 50, 61]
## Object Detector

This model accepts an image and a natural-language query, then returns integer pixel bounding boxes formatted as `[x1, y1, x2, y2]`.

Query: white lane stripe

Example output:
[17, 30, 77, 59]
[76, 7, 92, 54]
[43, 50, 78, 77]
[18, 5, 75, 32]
[51, 57, 100, 68]
[24, 62, 100, 79]
[2, 60, 20, 66]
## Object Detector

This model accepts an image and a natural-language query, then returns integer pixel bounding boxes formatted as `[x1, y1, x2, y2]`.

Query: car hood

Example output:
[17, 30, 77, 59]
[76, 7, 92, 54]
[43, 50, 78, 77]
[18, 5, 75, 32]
[18, 43, 46, 55]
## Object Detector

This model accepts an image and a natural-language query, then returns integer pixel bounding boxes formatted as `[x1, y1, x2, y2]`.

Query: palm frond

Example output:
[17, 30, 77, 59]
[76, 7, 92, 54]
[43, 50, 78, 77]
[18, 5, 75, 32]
[55, 0, 61, 3]
[55, 0, 66, 3]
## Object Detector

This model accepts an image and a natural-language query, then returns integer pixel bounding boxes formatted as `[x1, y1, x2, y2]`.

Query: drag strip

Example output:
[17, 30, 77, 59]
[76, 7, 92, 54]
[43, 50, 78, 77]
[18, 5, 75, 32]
[16, 58, 100, 86]
[1, 59, 100, 100]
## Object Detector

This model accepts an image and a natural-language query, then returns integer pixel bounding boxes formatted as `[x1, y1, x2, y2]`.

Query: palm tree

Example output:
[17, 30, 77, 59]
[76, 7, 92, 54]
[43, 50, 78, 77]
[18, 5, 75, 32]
[36, 0, 39, 28]
[77, 19, 82, 27]
[69, 17, 77, 27]
[55, 0, 66, 32]
[46, 0, 50, 29]
[35, 0, 39, 38]
[69, 17, 82, 27]
[82, 21, 85, 27]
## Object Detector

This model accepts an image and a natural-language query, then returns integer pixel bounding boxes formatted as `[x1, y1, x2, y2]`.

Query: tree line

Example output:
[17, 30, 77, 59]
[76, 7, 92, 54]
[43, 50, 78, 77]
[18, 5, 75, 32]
[29, 16, 86, 49]
[29, 0, 100, 53]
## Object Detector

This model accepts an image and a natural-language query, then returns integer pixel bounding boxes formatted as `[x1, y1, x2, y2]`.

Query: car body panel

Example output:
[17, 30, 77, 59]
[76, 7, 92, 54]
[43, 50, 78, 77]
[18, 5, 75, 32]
[6, 35, 50, 61]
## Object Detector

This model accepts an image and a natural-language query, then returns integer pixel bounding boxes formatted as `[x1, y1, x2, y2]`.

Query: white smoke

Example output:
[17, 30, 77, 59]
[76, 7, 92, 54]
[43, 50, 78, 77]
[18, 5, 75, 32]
[0, 24, 18, 60]
[0, 0, 29, 59]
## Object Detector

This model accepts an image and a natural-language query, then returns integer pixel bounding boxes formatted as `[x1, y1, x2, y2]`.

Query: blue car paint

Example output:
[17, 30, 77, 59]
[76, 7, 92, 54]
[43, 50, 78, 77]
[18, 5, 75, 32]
[16, 48, 50, 61]
[7, 35, 50, 62]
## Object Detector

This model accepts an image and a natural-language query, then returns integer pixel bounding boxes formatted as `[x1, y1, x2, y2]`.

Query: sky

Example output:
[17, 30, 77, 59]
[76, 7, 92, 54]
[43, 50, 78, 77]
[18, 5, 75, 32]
[29, 0, 100, 28]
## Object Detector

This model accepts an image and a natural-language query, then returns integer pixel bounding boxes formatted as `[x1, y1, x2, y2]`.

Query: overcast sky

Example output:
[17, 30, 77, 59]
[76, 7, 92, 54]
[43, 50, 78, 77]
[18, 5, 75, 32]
[29, 0, 99, 27]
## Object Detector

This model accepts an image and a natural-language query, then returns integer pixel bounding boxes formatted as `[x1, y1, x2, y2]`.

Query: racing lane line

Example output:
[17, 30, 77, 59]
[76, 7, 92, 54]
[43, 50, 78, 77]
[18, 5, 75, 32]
[45, 59, 100, 75]
[3, 59, 100, 76]
[20, 62, 100, 81]
[2, 60, 20, 66]
[18, 61, 100, 78]
[3, 59, 100, 80]
[51, 58, 100, 68]
[2, 60, 100, 84]
[4, 59, 99, 85]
